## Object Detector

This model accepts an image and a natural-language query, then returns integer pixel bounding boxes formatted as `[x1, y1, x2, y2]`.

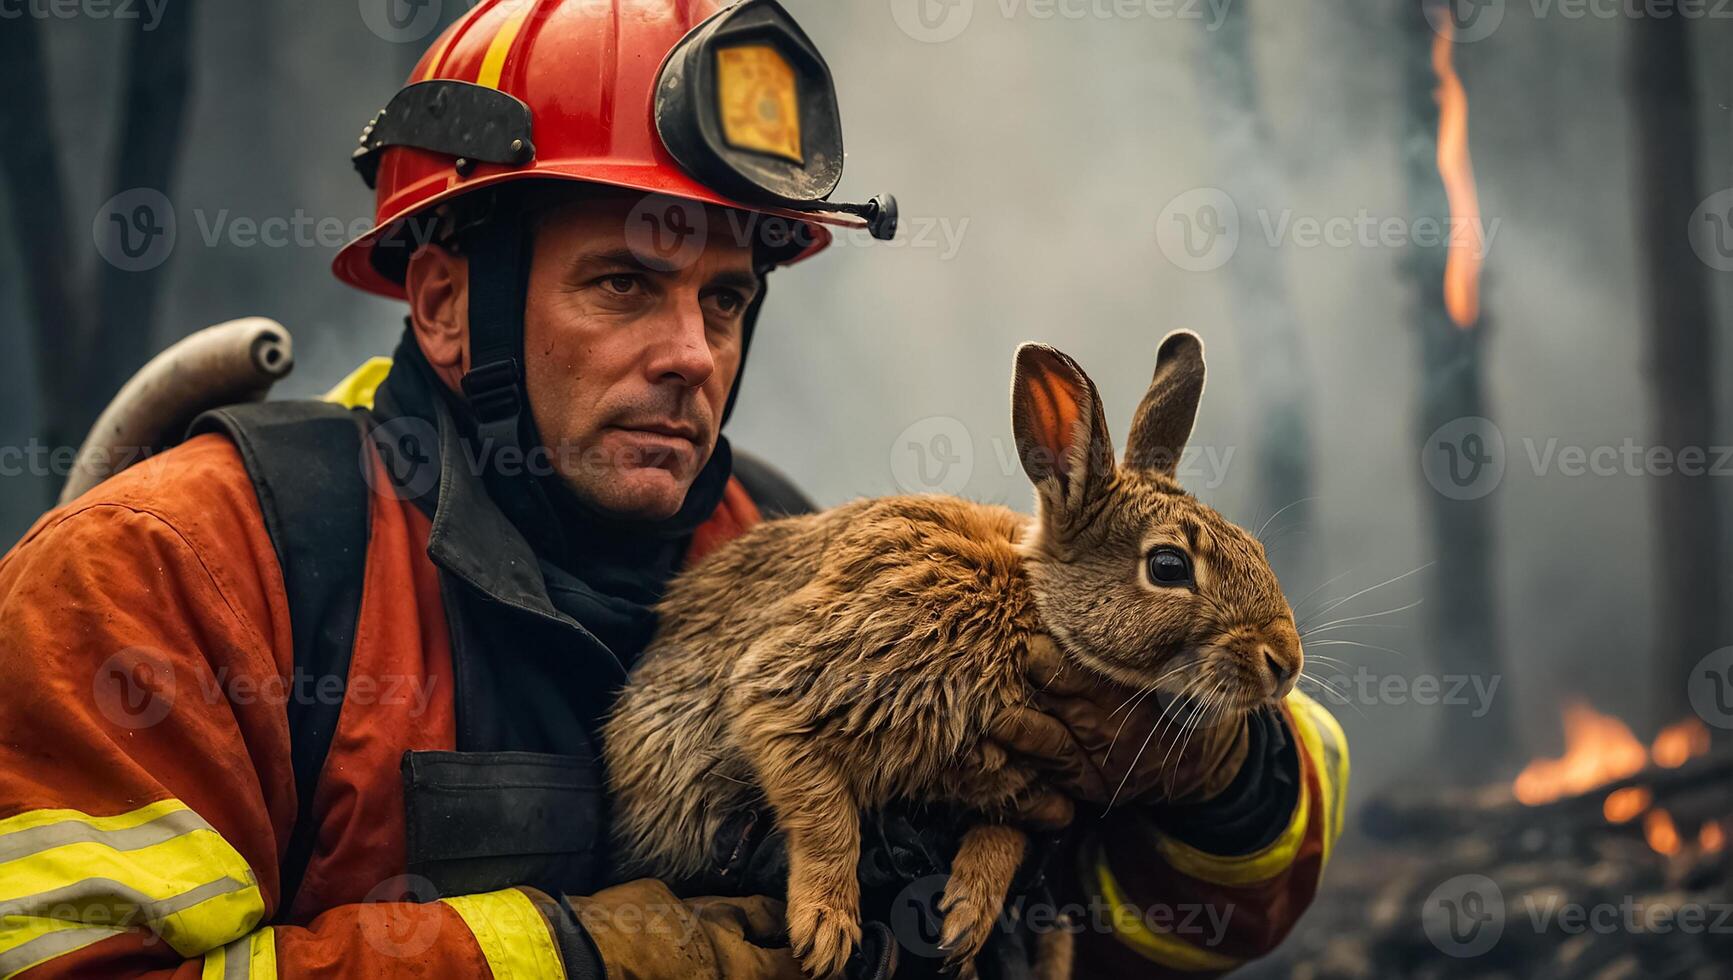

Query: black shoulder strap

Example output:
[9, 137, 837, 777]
[189, 401, 373, 919]
[730, 448, 816, 518]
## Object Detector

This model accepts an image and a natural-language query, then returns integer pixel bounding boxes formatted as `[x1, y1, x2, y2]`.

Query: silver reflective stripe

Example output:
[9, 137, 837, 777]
[0, 808, 214, 867]
[0, 875, 251, 925]
[216, 934, 251, 980]
[0, 925, 128, 979]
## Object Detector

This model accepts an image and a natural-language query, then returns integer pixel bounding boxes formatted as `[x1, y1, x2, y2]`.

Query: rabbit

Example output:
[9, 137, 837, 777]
[603, 331, 1304, 979]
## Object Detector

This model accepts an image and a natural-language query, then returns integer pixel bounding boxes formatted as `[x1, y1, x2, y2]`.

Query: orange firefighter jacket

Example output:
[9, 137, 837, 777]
[0, 366, 1344, 979]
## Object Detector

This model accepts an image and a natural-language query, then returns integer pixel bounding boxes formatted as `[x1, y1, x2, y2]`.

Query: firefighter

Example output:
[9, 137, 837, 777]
[0, 1, 1346, 978]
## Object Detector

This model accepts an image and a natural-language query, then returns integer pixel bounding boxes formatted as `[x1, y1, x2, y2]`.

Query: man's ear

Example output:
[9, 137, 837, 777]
[405, 243, 470, 392]
[1011, 344, 1115, 519]
[1125, 330, 1206, 478]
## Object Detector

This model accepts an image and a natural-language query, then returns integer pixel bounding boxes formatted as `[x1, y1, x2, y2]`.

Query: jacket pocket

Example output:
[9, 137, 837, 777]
[401, 749, 602, 897]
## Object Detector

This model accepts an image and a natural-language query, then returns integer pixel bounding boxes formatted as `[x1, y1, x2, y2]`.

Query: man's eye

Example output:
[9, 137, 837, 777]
[598, 275, 640, 295]
[705, 289, 747, 316]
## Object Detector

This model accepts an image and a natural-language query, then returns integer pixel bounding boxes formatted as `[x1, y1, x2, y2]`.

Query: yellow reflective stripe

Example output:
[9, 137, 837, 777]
[0, 916, 128, 980]
[201, 927, 276, 980]
[476, 3, 533, 90]
[0, 799, 189, 839]
[1292, 690, 1349, 859]
[441, 889, 565, 980]
[322, 357, 394, 410]
[1091, 845, 1240, 972]
[1153, 764, 1311, 887]
[0, 801, 264, 961]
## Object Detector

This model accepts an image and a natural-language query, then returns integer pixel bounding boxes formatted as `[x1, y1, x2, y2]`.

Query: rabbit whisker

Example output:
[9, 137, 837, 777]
[1308, 563, 1433, 620]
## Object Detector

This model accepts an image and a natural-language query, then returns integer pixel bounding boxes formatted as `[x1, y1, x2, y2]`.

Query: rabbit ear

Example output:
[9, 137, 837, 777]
[1125, 330, 1206, 478]
[1011, 344, 1115, 515]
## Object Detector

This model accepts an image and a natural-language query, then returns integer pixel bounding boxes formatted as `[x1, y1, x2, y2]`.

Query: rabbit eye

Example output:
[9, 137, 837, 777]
[1147, 547, 1193, 587]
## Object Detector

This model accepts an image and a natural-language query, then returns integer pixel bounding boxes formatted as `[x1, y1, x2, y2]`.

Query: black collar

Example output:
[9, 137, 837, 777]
[369, 330, 731, 630]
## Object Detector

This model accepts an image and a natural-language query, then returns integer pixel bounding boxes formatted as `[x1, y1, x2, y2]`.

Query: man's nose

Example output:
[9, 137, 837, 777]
[647, 298, 716, 388]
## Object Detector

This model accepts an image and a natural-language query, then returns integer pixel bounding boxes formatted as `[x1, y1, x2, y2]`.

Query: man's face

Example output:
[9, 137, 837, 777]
[519, 191, 760, 520]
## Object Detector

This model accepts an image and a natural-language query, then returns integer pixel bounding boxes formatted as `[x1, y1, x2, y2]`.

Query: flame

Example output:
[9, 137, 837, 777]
[1431, 20, 1484, 329]
[1513, 700, 1648, 805]
[1651, 717, 1710, 768]
[1702, 821, 1726, 854]
[1602, 786, 1651, 824]
[1644, 808, 1681, 855]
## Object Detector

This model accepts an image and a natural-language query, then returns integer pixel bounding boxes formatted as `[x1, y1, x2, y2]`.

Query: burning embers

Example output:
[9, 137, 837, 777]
[1514, 700, 1718, 856]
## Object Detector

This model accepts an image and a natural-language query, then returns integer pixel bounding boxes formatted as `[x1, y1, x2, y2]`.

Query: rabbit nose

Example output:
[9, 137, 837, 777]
[1260, 645, 1297, 694]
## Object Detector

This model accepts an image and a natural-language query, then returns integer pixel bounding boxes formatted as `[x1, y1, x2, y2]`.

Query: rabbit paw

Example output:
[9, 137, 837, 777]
[935, 880, 1001, 972]
[789, 901, 860, 979]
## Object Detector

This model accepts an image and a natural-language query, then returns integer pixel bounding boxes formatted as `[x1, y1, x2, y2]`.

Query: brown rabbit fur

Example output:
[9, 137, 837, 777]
[604, 332, 1303, 978]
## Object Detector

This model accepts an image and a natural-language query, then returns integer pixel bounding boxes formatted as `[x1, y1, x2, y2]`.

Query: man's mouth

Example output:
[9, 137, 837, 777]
[614, 421, 701, 442]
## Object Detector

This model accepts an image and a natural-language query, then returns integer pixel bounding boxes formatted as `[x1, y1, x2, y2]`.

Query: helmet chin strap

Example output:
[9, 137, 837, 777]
[459, 194, 535, 457]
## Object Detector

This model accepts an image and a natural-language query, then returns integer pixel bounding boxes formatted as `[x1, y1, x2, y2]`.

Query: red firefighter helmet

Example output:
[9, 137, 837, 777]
[332, 0, 896, 299]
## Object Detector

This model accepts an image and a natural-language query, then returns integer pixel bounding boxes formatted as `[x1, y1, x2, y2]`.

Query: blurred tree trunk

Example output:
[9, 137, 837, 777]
[0, 17, 85, 462]
[1401, 0, 1512, 773]
[1628, 6, 1727, 729]
[0, 3, 196, 505]
[93, 0, 198, 408]
[1192, 0, 1319, 591]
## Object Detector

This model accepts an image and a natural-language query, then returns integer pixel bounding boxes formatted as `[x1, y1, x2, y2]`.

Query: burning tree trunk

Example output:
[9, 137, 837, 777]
[1628, 4, 1728, 731]
[1191, 0, 1319, 590]
[1399, 1, 1512, 771]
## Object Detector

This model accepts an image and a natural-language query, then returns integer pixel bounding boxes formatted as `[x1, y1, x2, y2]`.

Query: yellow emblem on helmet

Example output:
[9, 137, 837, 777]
[716, 45, 803, 165]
